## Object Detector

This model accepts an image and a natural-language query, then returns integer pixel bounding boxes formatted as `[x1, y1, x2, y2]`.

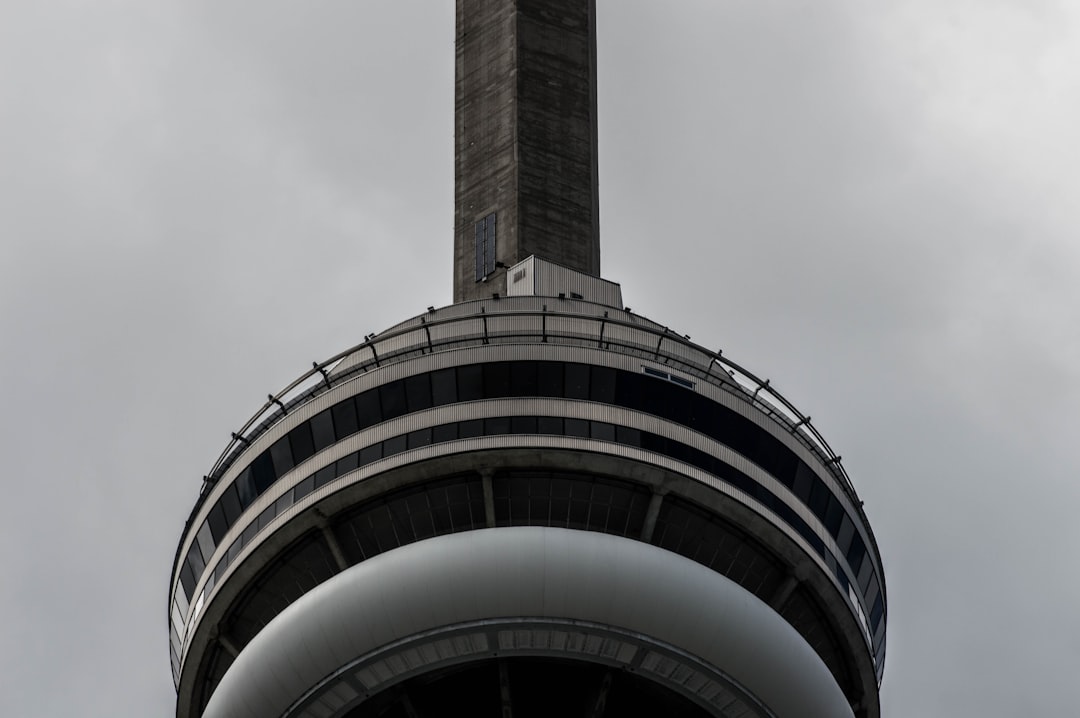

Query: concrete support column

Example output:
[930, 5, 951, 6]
[640, 490, 666, 543]
[481, 468, 497, 528]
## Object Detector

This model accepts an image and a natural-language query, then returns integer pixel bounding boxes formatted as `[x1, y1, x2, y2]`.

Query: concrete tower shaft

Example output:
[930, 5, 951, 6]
[454, 0, 601, 302]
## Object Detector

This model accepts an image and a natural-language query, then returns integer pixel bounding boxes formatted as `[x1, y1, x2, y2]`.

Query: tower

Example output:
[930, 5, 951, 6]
[169, 4, 886, 717]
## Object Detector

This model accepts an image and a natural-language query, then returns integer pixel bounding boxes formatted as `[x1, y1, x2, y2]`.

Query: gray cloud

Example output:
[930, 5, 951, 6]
[1, 1, 1077, 716]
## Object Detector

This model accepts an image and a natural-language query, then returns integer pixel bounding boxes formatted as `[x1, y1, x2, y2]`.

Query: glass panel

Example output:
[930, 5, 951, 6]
[537, 362, 563, 396]
[589, 366, 616, 404]
[179, 561, 196, 599]
[235, 467, 257, 510]
[824, 495, 844, 536]
[207, 501, 228, 544]
[433, 423, 458, 443]
[337, 452, 359, 475]
[332, 398, 359, 438]
[355, 391, 381, 430]
[474, 219, 485, 281]
[251, 451, 276, 496]
[379, 381, 408, 420]
[196, 521, 215, 564]
[459, 419, 484, 438]
[220, 484, 242, 525]
[483, 362, 511, 398]
[808, 478, 830, 522]
[484, 417, 511, 435]
[564, 363, 590, 399]
[294, 475, 315, 501]
[615, 425, 641, 447]
[383, 435, 407, 457]
[510, 361, 539, 397]
[288, 423, 316, 465]
[457, 365, 484, 401]
[565, 419, 589, 438]
[405, 374, 433, 412]
[269, 436, 294, 477]
[358, 444, 383, 466]
[407, 428, 433, 449]
[310, 409, 336, 452]
[274, 489, 293, 517]
[314, 464, 336, 489]
[486, 213, 497, 276]
[258, 504, 276, 531]
[185, 542, 205, 582]
[590, 421, 615, 442]
[430, 368, 457, 406]
[538, 417, 563, 435]
[511, 416, 538, 434]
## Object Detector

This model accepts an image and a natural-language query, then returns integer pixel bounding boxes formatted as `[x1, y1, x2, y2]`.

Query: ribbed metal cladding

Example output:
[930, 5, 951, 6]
[172, 306, 885, 718]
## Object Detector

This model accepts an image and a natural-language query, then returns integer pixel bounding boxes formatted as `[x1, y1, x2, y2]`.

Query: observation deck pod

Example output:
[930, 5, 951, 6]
[169, 263, 885, 718]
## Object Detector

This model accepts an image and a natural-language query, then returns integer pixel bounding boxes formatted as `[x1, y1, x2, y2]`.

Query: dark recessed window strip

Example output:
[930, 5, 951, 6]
[177, 361, 880, 641]
[181, 414, 881, 654]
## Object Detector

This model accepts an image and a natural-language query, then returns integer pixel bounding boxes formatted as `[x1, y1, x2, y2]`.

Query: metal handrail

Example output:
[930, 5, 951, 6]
[176, 299, 880, 579]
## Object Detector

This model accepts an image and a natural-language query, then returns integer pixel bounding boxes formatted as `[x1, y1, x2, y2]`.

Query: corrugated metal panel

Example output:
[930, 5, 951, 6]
[506, 256, 623, 307]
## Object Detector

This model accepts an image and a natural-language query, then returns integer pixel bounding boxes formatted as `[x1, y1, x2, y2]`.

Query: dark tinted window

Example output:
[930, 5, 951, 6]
[484, 417, 511, 435]
[251, 452, 276, 495]
[179, 562, 196, 598]
[337, 452, 359, 475]
[294, 475, 315, 502]
[359, 444, 383, 466]
[565, 363, 590, 399]
[310, 409, 335, 452]
[590, 421, 616, 442]
[616, 425, 641, 447]
[314, 465, 336, 490]
[235, 467, 257, 510]
[565, 419, 589, 437]
[510, 361, 538, 397]
[405, 374, 433, 412]
[538, 416, 563, 434]
[459, 419, 483, 438]
[332, 398, 359, 438]
[433, 423, 458, 443]
[207, 502, 228, 544]
[430, 368, 457, 406]
[537, 362, 563, 396]
[457, 365, 483, 401]
[220, 484, 242, 525]
[407, 428, 433, 449]
[808, 478, 830, 522]
[269, 437, 293, 477]
[383, 434, 406, 457]
[355, 391, 381, 430]
[511, 416, 538, 434]
[483, 362, 511, 397]
[288, 423, 315, 465]
[792, 462, 814, 503]
[590, 366, 616, 403]
[379, 381, 408, 421]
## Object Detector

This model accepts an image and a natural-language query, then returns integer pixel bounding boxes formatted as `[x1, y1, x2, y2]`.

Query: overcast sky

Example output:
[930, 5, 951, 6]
[2, 1, 1078, 716]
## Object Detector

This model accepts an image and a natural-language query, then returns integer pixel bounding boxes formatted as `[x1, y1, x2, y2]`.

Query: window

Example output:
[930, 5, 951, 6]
[474, 212, 497, 281]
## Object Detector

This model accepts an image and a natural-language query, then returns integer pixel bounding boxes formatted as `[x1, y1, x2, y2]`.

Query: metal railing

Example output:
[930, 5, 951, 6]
[179, 297, 878, 569]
